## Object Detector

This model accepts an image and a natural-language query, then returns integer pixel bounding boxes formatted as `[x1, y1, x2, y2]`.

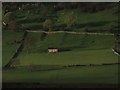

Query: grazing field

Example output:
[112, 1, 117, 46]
[2, 31, 119, 84]
[2, 31, 24, 67]
[3, 65, 118, 84]
[15, 32, 118, 66]
[18, 49, 118, 66]
[23, 32, 115, 51]
[2, 2, 119, 88]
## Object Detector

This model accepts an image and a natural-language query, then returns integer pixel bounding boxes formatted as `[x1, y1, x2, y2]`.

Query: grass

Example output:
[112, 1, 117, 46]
[22, 32, 115, 53]
[57, 9, 117, 25]
[14, 32, 118, 66]
[14, 7, 118, 31]
[2, 31, 119, 84]
[2, 2, 119, 85]
[2, 3, 119, 85]
[21, 23, 43, 30]
[18, 49, 118, 66]
[3, 65, 118, 84]
[2, 31, 24, 67]
[57, 9, 118, 32]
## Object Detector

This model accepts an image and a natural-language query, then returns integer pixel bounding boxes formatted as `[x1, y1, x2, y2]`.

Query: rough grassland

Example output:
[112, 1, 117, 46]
[3, 65, 118, 84]
[2, 31, 24, 67]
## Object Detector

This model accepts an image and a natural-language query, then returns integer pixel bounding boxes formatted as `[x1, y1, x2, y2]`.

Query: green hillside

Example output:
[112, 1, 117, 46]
[14, 8, 118, 32]
[3, 65, 118, 84]
[2, 2, 119, 33]
[2, 2, 119, 87]
[13, 32, 118, 66]
[22, 32, 115, 52]
[2, 31, 24, 67]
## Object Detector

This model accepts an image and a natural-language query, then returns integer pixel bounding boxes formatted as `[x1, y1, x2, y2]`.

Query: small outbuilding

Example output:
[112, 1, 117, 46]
[48, 48, 58, 53]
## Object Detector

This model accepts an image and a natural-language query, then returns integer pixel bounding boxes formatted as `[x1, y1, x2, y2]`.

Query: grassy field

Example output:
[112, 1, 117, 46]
[3, 65, 118, 84]
[2, 3, 119, 87]
[2, 31, 119, 84]
[2, 31, 24, 67]
[14, 32, 118, 66]
[22, 32, 115, 52]
[18, 49, 118, 66]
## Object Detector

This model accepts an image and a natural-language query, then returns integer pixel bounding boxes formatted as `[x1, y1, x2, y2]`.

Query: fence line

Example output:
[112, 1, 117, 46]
[3, 31, 28, 69]
[5, 62, 120, 72]
[3, 30, 119, 70]
[26, 30, 114, 35]
[112, 48, 120, 56]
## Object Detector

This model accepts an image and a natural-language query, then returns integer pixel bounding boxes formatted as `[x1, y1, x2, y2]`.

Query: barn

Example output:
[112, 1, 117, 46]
[48, 48, 58, 53]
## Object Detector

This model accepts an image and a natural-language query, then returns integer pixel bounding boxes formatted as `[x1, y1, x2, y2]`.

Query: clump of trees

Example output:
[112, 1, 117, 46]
[2, 2, 117, 32]
[63, 11, 77, 30]
[43, 19, 54, 31]
[3, 12, 15, 24]
[8, 20, 21, 31]
[3, 12, 20, 31]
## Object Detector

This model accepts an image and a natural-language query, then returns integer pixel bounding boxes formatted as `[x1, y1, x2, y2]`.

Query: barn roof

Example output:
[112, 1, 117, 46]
[48, 47, 58, 49]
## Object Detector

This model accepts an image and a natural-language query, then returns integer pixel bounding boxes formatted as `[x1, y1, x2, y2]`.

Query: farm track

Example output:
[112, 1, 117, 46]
[26, 30, 114, 35]
[3, 31, 28, 69]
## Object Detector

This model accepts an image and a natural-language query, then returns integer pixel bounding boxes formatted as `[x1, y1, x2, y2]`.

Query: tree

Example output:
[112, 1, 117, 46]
[63, 11, 77, 30]
[3, 12, 20, 31]
[3, 12, 15, 24]
[43, 19, 54, 31]
[8, 20, 20, 31]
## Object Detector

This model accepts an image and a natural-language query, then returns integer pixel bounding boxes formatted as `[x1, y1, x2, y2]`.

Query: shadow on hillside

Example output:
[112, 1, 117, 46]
[74, 21, 115, 28]
[59, 48, 71, 52]
[40, 32, 48, 41]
